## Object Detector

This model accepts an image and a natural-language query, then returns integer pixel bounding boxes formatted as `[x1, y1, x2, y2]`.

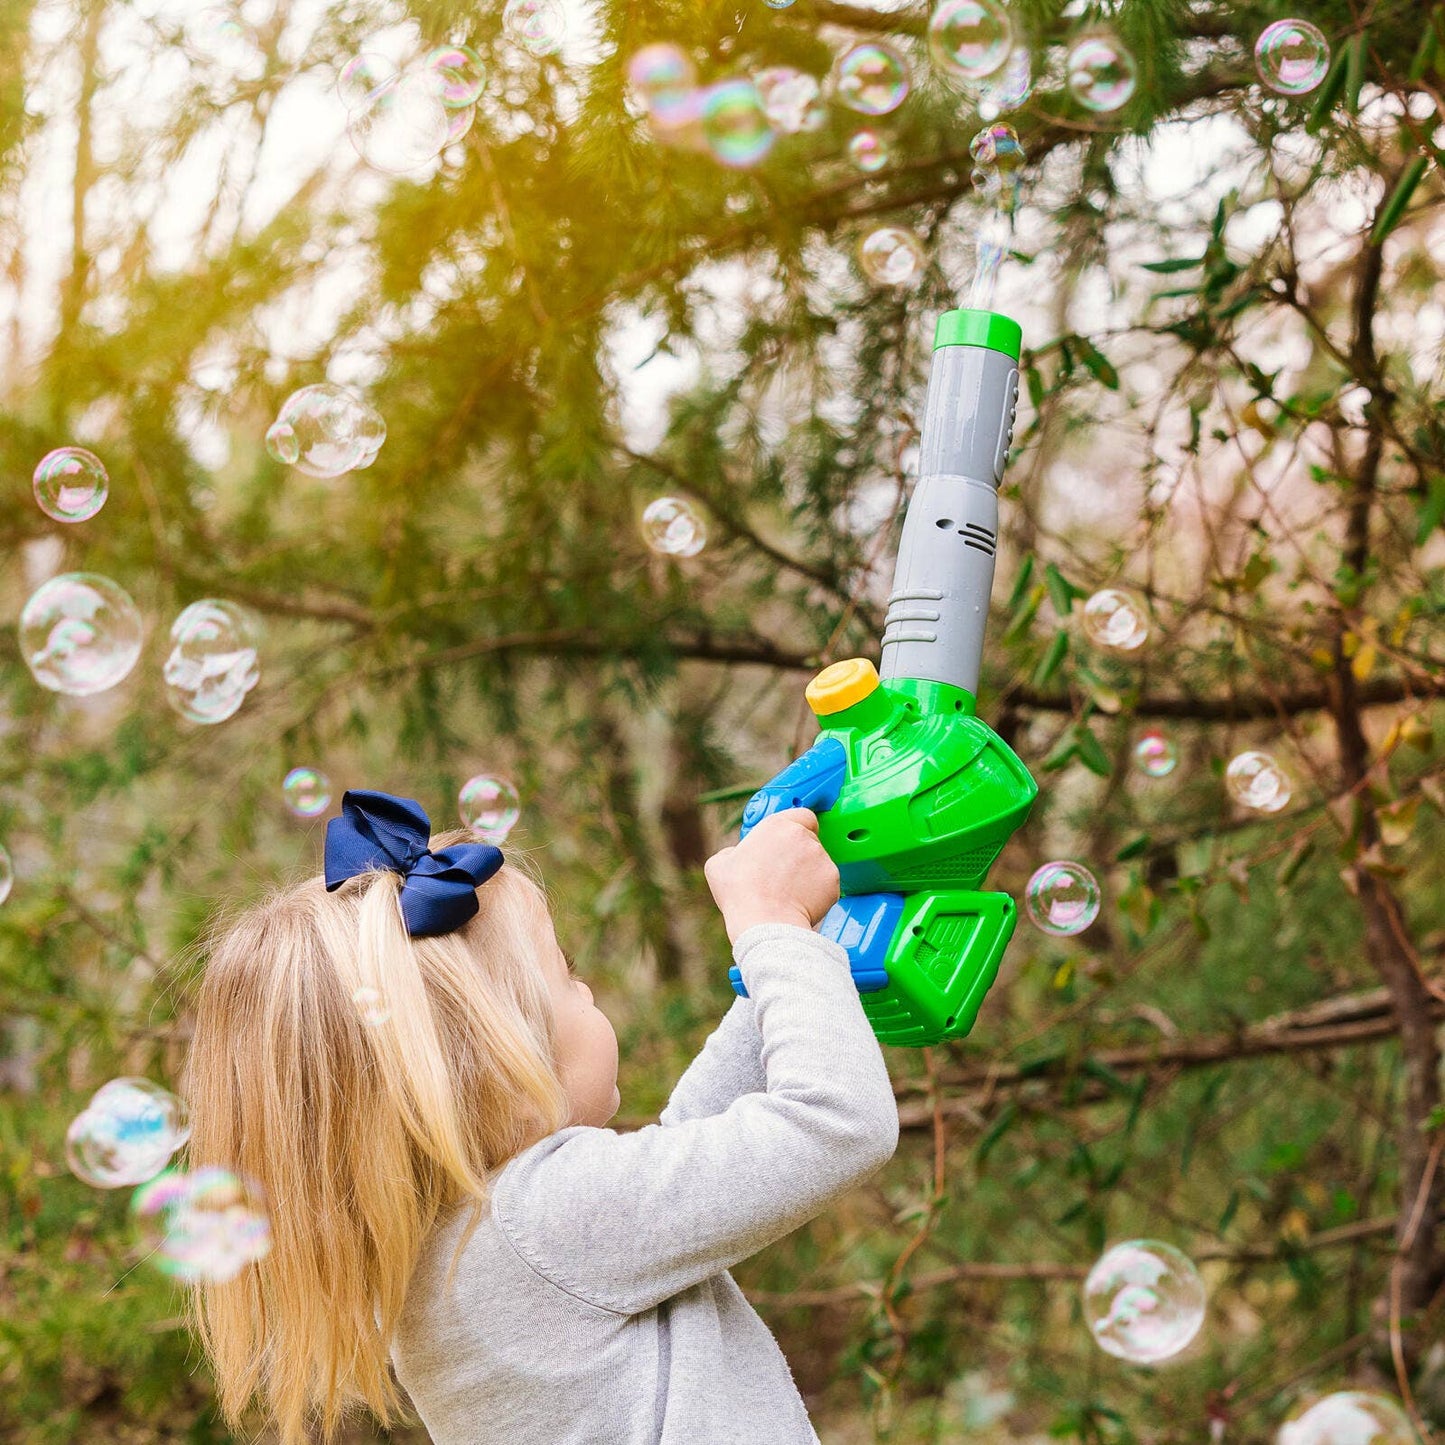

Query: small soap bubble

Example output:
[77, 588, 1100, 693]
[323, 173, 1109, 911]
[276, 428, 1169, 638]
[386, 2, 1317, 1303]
[1084, 1240, 1206, 1364]
[928, 0, 1013, 81]
[764, 0, 796, 8]
[66, 1078, 190, 1189]
[163, 599, 261, 725]
[1277, 1393, 1416, 1445]
[336, 52, 396, 111]
[641, 496, 707, 556]
[978, 45, 1032, 119]
[503, 0, 565, 57]
[1066, 34, 1137, 113]
[21, 573, 143, 697]
[459, 774, 521, 842]
[349, 70, 452, 173]
[628, 43, 699, 129]
[1082, 588, 1150, 651]
[700, 80, 775, 167]
[268, 383, 386, 478]
[1133, 728, 1178, 778]
[132, 1166, 272, 1284]
[858, 226, 925, 286]
[425, 44, 486, 107]
[1254, 19, 1330, 96]
[833, 43, 910, 116]
[0, 844, 11, 907]
[1025, 861, 1101, 936]
[352, 986, 392, 1026]
[848, 129, 889, 172]
[282, 767, 331, 818]
[33, 447, 109, 523]
[1226, 750, 1291, 812]
[754, 67, 824, 134]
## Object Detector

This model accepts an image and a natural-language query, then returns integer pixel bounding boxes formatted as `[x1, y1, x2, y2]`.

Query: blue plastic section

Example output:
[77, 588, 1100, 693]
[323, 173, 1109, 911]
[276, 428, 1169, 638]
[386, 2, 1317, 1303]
[728, 891, 903, 999]
[738, 738, 848, 840]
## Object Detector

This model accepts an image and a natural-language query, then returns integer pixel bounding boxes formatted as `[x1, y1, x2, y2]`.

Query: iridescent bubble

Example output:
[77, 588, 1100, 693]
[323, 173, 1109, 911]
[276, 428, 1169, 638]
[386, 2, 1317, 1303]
[267, 383, 386, 479]
[503, 0, 565, 57]
[282, 767, 331, 818]
[641, 495, 708, 556]
[858, 226, 925, 286]
[163, 599, 261, 726]
[1066, 34, 1138, 113]
[425, 44, 486, 107]
[1082, 588, 1150, 651]
[65, 1078, 190, 1189]
[833, 43, 910, 116]
[21, 573, 143, 697]
[1254, 19, 1330, 96]
[764, 0, 796, 8]
[132, 1166, 272, 1284]
[969, 121, 1026, 204]
[700, 80, 775, 167]
[928, 0, 1012, 81]
[336, 52, 396, 111]
[848, 129, 889, 173]
[1133, 728, 1178, 778]
[1277, 1393, 1416, 1445]
[445, 105, 477, 146]
[33, 447, 109, 523]
[0, 844, 11, 907]
[1225, 750, 1291, 813]
[753, 67, 824, 134]
[186, 6, 264, 81]
[628, 43, 699, 129]
[1024, 861, 1101, 936]
[459, 774, 522, 842]
[978, 46, 1032, 119]
[1084, 1240, 1206, 1364]
[348, 70, 452, 174]
[352, 986, 392, 1026]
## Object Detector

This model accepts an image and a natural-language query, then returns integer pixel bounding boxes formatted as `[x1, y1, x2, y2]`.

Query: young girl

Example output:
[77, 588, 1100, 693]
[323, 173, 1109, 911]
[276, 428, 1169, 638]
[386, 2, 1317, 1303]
[184, 787, 899, 1444]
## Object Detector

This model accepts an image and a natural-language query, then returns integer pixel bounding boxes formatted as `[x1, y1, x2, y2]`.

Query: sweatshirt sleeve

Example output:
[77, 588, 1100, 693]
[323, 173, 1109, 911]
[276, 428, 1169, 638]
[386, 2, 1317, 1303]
[658, 995, 767, 1127]
[492, 923, 899, 1316]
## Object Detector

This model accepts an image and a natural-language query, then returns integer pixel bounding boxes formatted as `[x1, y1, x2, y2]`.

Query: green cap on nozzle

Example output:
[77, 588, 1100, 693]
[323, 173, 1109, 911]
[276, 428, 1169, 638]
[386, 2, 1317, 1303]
[933, 308, 1022, 361]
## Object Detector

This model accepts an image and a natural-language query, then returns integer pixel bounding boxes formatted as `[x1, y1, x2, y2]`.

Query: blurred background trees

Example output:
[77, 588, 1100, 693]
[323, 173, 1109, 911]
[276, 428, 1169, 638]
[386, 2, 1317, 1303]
[1, 0, 1444, 1439]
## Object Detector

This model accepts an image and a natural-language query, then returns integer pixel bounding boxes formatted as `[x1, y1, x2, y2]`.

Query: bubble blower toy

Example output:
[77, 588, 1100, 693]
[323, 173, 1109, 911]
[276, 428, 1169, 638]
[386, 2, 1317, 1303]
[728, 307, 1038, 1047]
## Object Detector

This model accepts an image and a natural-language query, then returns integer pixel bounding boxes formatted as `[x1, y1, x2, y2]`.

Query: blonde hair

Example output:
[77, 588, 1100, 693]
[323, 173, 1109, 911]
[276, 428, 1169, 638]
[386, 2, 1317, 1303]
[181, 832, 570, 1445]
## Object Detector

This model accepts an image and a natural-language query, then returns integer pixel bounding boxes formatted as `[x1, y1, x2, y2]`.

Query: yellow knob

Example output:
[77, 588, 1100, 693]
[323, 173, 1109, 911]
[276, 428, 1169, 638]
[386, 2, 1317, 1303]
[806, 657, 880, 717]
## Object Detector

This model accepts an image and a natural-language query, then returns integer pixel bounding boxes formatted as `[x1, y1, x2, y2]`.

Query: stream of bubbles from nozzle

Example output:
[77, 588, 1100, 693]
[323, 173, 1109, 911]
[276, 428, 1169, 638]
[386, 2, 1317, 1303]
[966, 122, 1025, 312]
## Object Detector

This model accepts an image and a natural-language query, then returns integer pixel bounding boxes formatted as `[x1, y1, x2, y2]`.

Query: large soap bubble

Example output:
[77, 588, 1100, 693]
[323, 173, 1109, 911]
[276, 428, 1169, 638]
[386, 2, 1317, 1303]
[503, 0, 565, 57]
[978, 46, 1032, 119]
[425, 44, 486, 106]
[928, 0, 1012, 81]
[33, 447, 109, 523]
[627, 44, 699, 130]
[266, 382, 386, 479]
[1024, 861, 1101, 936]
[700, 81, 775, 167]
[1082, 587, 1150, 650]
[348, 69, 452, 173]
[1084, 1240, 1206, 1364]
[163, 599, 261, 725]
[1225, 750, 1291, 812]
[858, 227, 925, 286]
[21, 573, 144, 697]
[1277, 1393, 1416, 1445]
[131, 1166, 272, 1283]
[641, 496, 708, 556]
[754, 67, 824, 134]
[66, 1078, 190, 1189]
[833, 43, 910, 116]
[336, 52, 396, 110]
[1254, 19, 1330, 96]
[1066, 34, 1137, 112]
[460, 774, 521, 842]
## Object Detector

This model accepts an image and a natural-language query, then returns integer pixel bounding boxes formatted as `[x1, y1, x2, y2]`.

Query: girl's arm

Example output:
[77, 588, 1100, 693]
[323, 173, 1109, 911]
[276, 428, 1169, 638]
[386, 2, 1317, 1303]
[657, 995, 767, 1127]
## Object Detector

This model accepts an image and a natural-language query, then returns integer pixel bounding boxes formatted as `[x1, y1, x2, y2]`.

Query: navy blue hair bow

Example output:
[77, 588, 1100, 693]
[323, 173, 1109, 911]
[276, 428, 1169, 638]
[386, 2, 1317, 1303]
[324, 790, 503, 937]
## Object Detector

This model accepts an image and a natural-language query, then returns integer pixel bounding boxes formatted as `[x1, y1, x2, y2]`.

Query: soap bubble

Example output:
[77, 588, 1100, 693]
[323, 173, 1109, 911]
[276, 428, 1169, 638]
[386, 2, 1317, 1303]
[833, 43, 910, 116]
[1082, 588, 1150, 651]
[700, 80, 775, 167]
[928, 0, 1013, 81]
[1133, 728, 1178, 778]
[186, 5, 264, 81]
[978, 46, 1032, 119]
[459, 774, 521, 842]
[352, 986, 392, 1026]
[267, 383, 386, 478]
[627, 44, 699, 129]
[1277, 1393, 1416, 1445]
[32, 447, 109, 523]
[336, 52, 396, 110]
[1066, 35, 1137, 112]
[163, 599, 261, 725]
[848, 129, 889, 172]
[1254, 19, 1330, 96]
[858, 226, 926, 286]
[132, 1166, 272, 1284]
[1084, 1240, 1206, 1364]
[66, 1078, 190, 1189]
[764, 0, 796, 7]
[1226, 750, 1291, 812]
[503, 0, 565, 57]
[444, 104, 477, 146]
[1025, 861, 1101, 936]
[754, 67, 824, 134]
[425, 44, 486, 106]
[21, 573, 143, 697]
[969, 121, 1026, 204]
[641, 496, 707, 556]
[0, 845, 11, 907]
[348, 69, 452, 173]
[282, 767, 331, 818]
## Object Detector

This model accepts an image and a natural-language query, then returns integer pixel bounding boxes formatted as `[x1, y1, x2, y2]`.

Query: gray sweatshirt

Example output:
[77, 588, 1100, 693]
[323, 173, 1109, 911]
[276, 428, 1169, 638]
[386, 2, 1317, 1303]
[390, 922, 900, 1444]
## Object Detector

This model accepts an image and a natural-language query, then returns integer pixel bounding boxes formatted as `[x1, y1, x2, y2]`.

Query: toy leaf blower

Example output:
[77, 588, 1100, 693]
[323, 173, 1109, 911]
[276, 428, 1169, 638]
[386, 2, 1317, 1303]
[729, 309, 1038, 1047]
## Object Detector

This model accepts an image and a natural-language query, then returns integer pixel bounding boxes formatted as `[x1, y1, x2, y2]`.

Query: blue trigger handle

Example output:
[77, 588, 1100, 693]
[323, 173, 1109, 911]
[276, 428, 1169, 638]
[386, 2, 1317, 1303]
[737, 738, 848, 840]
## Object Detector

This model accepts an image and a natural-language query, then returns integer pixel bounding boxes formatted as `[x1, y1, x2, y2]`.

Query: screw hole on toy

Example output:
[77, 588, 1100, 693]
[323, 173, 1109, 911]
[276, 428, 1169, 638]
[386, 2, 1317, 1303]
[945, 1015, 955, 1027]
[910, 925, 922, 936]
[847, 828, 870, 841]
[935, 517, 954, 529]
[953, 699, 964, 710]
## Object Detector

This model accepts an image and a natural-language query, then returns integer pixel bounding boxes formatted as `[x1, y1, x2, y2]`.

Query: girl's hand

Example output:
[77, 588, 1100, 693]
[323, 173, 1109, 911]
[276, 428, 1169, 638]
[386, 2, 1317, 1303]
[703, 809, 841, 944]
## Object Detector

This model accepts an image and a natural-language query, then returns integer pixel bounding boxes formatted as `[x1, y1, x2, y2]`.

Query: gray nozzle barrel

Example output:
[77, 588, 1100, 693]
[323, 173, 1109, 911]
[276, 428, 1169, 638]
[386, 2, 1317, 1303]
[878, 311, 1021, 698]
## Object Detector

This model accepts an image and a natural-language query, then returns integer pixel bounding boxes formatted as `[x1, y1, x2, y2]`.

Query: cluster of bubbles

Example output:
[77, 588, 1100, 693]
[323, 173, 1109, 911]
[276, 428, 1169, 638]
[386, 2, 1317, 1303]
[66, 1078, 190, 1189]
[266, 382, 386, 479]
[1082, 588, 1151, 651]
[164, 599, 261, 725]
[339, 47, 483, 174]
[641, 496, 708, 556]
[1084, 1239, 1206, 1363]
[21, 573, 144, 697]
[1133, 728, 1179, 778]
[32, 447, 109, 523]
[1024, 860, 1101, 936]
[282, 767, 332, 818]
[969, 122, 1026, 207]
[1255, 19, 1331, 96]
[1226, 750, 1292, 812]
[131, 1166, 272, 1284]
[858, 226, 926, 287]
[1278, 1393, 1417, 1445]
[459, 774, 522, 842]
